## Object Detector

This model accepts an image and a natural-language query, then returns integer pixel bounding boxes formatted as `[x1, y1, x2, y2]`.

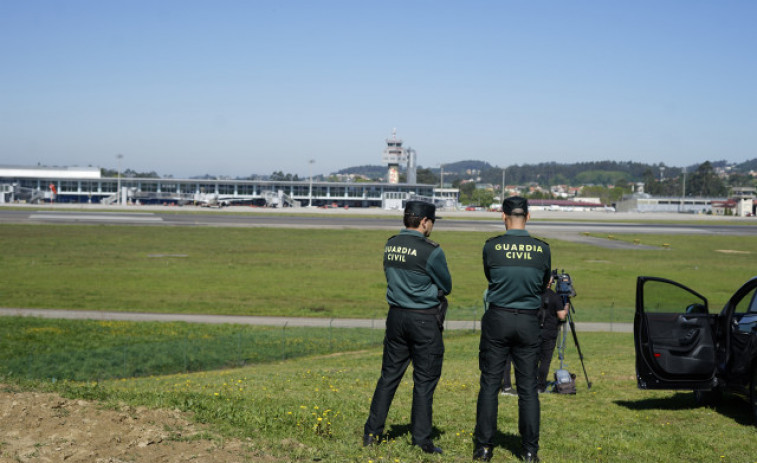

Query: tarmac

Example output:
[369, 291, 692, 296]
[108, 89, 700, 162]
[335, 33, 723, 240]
[5, 201, 756, 222]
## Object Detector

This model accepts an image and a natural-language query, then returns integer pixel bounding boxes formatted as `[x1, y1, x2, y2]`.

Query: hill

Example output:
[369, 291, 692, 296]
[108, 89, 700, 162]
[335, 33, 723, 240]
[336, 158, 757, 187]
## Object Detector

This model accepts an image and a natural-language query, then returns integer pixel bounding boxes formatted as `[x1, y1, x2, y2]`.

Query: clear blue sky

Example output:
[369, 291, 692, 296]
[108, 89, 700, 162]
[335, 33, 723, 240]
[1, 0, 755, 178]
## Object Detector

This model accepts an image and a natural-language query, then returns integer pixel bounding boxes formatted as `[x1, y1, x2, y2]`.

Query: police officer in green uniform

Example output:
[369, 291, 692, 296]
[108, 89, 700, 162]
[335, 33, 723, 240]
[473, 196, 550, 463]
[363, 200, 452, 454]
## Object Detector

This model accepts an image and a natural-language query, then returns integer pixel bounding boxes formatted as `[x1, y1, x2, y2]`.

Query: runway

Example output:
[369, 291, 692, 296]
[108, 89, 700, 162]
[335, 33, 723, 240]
[1, 205, 755, 249]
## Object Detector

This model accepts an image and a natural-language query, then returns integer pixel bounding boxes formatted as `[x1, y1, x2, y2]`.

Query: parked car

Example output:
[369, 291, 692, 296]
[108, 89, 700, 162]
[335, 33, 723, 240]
[634, 276, 757, 424]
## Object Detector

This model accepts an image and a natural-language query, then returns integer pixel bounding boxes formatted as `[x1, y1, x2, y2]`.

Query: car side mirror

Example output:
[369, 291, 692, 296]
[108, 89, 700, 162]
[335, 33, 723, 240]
[685, 303, 707, 314]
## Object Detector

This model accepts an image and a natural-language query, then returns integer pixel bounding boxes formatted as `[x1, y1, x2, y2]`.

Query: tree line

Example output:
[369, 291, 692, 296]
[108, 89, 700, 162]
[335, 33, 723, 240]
[427, 160, 753, 207]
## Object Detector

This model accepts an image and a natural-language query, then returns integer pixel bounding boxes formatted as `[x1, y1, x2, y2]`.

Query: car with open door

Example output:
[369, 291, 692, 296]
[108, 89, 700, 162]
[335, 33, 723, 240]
[634, 276, 757, 424]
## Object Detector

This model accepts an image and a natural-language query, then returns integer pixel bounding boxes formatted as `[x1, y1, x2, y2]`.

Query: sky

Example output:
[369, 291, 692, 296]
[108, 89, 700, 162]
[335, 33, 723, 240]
[1, 1, 755, 178]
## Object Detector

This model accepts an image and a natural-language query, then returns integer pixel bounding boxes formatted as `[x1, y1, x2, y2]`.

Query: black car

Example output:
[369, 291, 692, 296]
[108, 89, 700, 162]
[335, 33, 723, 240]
[634, 275, 757, 423]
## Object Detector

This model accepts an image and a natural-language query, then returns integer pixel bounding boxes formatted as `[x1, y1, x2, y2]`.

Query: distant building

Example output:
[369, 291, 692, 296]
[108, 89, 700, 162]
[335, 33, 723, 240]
[1, 165, 100, 179]
[526, 199, 610, 212]
[616, 194, 723, 214]
[616, 187, 755, 216]
[729, 187, 757, 216]
[711, 199, 738, 216]
[0, 165, 457, 209]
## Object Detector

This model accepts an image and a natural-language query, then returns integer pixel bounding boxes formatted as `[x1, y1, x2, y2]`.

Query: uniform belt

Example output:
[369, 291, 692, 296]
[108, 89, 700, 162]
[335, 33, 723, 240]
[489, 305, 538, 315]
[389, 305, 440, 315]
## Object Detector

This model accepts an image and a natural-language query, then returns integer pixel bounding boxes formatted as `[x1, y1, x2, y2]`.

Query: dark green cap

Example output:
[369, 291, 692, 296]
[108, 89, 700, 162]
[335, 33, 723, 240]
[404, 200, 439, 221]
[502, 196, 528, 216]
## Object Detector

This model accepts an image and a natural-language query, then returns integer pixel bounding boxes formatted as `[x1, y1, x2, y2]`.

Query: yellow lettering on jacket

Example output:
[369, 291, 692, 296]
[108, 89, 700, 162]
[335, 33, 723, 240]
[495, 243, 542, 253]
[385, 245, 418, 263]
[385, 246, 418, 256]
[505, 251, 532, 260]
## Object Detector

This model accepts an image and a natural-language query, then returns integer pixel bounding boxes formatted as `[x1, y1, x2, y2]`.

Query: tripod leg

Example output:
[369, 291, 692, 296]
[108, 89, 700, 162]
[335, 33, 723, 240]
[567, 308, 592, 389]
[557, 321, 567, 370]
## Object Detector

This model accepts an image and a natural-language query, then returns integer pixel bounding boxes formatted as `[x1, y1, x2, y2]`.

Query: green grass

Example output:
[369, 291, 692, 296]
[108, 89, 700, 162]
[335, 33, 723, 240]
[0, 316, 396, 381]
[11, 331, 753, 463]
[2, 220, 756, 461]
[1, 224, 755, 323]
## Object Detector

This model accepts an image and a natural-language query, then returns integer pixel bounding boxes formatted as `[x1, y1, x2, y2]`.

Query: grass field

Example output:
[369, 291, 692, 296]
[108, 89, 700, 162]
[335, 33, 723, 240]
[0, 316, 393, 381]
[10, 331, 752, 462]
[2, 220, 757, 461]
[1, 224, 755, 322]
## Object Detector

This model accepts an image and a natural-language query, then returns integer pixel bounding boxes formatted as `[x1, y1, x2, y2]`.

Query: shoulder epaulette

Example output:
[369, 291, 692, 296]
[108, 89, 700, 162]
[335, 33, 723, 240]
[533, 236, 550, 246]
[485, 234, 506, 243]
[423, 237, 440, 247]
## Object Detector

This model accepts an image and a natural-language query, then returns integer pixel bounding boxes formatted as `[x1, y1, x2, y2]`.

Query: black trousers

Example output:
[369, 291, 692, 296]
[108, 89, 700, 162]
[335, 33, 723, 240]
[537, 336, 558, 390]
[476, 309, 541, 454]
[364, 308, 444, 446]
[502, 335, 559, 391]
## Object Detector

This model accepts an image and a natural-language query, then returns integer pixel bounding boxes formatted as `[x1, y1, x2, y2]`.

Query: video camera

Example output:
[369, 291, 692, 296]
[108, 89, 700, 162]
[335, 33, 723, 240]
[553, 269, 576, 299]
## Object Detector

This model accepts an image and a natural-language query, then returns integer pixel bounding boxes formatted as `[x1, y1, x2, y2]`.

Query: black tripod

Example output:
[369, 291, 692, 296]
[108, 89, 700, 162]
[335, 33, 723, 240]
[557, 297, 592, 390]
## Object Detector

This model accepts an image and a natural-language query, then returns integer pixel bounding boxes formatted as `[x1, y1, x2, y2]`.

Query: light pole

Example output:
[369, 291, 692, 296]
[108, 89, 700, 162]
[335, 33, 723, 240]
[116, 153, 123, 205]
[308, 159, 315, 207]
[501, 167, 506, 199]
[681, 167, 686, 212]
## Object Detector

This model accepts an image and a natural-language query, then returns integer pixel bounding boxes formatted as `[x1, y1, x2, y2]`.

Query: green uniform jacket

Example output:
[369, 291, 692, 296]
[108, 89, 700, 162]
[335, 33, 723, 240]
[483, 229, 551, 310]
[383, 229, 452, 309]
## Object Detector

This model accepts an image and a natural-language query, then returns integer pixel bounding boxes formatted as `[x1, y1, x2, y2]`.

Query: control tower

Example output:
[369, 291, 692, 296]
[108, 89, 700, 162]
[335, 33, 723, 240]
[381, 129, 409, 184]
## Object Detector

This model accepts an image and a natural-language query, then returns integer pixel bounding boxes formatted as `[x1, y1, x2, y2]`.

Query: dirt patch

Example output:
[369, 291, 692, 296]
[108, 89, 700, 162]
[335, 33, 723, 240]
[0, 385, 275, 462]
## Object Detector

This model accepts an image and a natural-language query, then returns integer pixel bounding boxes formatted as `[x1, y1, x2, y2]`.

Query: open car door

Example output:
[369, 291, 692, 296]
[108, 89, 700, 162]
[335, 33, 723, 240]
[634, 276, 717, 390]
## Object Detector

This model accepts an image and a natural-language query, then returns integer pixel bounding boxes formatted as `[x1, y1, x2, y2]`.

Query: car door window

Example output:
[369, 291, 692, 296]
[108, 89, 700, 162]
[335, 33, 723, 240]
[734, 287, 757, 314]
[747, 288, 757, 313]
[733, 287, 757, 333]
[643, 279, 707, 315]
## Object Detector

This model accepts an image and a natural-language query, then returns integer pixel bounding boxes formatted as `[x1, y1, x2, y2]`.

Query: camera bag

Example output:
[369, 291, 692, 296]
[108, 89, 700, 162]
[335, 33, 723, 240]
[554, 368, 576, 394]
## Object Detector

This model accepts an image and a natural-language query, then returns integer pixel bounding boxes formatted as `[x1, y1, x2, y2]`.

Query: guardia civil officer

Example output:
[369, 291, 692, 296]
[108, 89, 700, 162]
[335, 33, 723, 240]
[473, 196, 551, 463]
[363, 200, 452, 455]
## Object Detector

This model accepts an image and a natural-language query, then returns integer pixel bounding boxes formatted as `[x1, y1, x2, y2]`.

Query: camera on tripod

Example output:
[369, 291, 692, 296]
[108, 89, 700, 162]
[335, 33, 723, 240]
[553, 269, 576, 300]
[551, 268, 592, 391]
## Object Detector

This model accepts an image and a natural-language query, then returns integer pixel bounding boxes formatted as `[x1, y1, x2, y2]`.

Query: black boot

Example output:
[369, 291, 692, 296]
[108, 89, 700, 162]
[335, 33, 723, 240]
[473, 445, 493, 461]
[418, 442, 443, 454]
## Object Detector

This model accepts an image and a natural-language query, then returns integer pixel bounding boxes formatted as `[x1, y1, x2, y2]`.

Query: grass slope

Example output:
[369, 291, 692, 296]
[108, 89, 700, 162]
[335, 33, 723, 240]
[32, 332, 756, 463]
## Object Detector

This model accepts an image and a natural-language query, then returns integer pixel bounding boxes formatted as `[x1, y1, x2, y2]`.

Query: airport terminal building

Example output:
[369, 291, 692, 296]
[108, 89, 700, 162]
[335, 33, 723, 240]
[4, 165, 752, 215]
[0, 165, 457, 209]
